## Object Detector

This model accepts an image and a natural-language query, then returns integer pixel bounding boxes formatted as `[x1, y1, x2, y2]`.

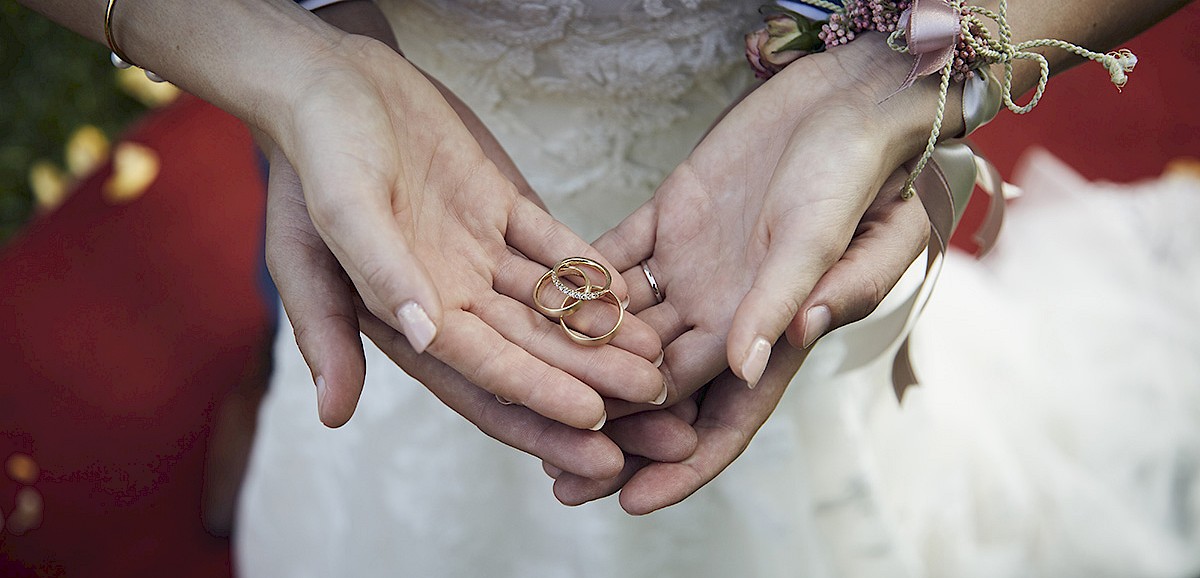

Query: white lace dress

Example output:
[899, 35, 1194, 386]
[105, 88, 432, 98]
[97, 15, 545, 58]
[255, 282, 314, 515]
[235, 2, 1200, 576]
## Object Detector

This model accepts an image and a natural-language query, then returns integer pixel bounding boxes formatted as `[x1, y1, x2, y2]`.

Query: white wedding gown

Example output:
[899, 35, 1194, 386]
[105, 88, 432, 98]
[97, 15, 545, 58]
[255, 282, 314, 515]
[236, 1, 1200, 576]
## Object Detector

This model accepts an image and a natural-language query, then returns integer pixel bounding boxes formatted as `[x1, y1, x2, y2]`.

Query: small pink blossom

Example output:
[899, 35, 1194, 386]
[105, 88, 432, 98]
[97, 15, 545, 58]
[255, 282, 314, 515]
[745, 14, 816, 80]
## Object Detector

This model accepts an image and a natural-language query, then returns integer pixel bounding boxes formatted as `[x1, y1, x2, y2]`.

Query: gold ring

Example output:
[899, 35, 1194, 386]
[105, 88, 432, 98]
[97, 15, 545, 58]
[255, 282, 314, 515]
[533, 265, 592, 318]
[558, 289, 623, 347]
[550, 257, 611, 302]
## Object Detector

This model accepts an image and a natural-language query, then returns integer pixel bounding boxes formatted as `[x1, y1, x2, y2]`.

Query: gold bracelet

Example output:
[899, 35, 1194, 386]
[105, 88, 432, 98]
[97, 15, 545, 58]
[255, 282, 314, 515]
[105, 0, 165, 82]
[104, 0, 136, 67]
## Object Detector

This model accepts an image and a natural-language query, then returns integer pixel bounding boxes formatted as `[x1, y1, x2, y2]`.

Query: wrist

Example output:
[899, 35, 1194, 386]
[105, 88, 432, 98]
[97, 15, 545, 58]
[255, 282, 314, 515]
[808, 33, 967, 166]
[312, 0, 400, 53]
[109, 0, 347, 134]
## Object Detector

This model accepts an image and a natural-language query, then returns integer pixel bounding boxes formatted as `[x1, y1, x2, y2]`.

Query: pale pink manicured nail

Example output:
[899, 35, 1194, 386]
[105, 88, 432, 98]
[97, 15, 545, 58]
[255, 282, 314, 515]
[589, 412, 607, 431]
[543, 463, 563, 479]
[397, 301, 436, 353]
[802, 305, 832, 350]
[741, 336, 771, 389]
[653, 351, 664, 368]
[652, 381, 668, 405]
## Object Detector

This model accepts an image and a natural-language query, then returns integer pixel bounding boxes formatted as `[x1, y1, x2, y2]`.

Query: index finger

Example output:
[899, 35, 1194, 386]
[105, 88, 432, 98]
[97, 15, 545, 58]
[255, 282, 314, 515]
[506, 197, 633, 306]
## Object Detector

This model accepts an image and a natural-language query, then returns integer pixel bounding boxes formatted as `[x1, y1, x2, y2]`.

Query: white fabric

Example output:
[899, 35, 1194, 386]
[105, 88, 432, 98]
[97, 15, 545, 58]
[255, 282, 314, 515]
[236, 1, 1200, 576]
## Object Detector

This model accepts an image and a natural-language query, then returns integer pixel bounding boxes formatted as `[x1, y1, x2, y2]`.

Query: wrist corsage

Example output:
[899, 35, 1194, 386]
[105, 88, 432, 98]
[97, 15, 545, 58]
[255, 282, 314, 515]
[746, 0, 1138, 198]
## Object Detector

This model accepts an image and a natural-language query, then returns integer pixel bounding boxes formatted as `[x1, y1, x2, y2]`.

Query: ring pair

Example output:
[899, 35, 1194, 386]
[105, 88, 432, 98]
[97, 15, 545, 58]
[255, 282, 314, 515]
[533, 257, 624, 346]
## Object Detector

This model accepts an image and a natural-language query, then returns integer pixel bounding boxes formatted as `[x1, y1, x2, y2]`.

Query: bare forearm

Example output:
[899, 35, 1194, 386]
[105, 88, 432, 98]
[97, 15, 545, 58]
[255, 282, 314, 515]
[17, 0, 342, 134]
[984, 0, 1191, 93]
[802, 0, 1192, 166]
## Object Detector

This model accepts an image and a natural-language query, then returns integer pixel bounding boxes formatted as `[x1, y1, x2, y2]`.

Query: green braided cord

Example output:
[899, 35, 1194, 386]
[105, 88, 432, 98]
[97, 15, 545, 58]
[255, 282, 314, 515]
[901, 30, 956, 199]
[968, 0, 1129, 114]
[897, 0, 1133, 195]
[796, 0, 847, 14]
[887, 28, 909, 53]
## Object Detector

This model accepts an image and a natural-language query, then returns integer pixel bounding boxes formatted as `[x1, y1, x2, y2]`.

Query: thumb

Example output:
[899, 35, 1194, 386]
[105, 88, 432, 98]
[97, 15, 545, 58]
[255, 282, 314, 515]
[265, 149, 366, 427]
[727, 204, 862, 387]
[298, 155, 444, 356]
[786, 171, 930, 349]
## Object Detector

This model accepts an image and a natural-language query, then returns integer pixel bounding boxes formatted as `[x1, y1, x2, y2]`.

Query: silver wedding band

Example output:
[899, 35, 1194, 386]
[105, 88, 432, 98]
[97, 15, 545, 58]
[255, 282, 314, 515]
[641, 260, 663, 304]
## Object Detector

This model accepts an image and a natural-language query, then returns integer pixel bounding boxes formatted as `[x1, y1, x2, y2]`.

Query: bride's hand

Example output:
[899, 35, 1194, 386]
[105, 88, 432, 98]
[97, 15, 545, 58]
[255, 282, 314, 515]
[592, 34, 952, 413]
[264, 35, 664, 430]
[562, 36, 953, 510]
[554, 173, 930, 512]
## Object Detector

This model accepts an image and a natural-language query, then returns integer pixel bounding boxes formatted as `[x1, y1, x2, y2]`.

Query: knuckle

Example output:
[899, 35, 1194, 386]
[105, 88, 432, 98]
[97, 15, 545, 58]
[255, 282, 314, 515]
[306, 194, 346, 233]
[290, 310, 353, 350]
[525, 421, 558, 459]
[461, 340, 504, 388]
[263, 233, 300, 278]
[518, 363, 559, 412]
[355, 258, 401, 306]
[840, 271, 893, 325]
[778, 290, 804, 324]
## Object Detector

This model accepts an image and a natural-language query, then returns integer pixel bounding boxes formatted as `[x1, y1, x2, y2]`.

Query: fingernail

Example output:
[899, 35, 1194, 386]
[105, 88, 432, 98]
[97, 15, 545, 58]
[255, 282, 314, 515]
[397, 301, 436, 354]
[802, 305, 831, 349]
[544, 463, 563, 479]
[653, 351, 664, 368]
[495, 394, 515, 406]
[652, 381, 668, 405]
[619, 295, 630, 309]
[589, 411, 607, 431]
[315, 375, 329, 416]
[741, 336, 771, 389]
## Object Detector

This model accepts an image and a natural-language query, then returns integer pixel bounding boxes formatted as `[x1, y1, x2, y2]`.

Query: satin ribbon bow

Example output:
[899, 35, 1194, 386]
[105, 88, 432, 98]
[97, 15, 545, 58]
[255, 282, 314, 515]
[898, 0, 961, 90]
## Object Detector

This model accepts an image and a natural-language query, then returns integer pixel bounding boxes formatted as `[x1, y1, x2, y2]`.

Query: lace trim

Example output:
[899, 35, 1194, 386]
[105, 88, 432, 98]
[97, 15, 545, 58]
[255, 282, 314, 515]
[381, 0, 760, 236]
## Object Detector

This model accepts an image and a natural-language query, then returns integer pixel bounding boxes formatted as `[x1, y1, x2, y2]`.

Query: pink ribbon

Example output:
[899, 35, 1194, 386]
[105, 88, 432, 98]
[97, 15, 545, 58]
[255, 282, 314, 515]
[891, 143, 1009, 402]
[898, 0, 962, 90]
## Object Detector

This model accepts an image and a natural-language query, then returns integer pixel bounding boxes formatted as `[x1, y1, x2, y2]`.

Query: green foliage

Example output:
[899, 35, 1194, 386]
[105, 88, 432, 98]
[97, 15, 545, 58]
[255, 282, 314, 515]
[0, 0, 146, 243]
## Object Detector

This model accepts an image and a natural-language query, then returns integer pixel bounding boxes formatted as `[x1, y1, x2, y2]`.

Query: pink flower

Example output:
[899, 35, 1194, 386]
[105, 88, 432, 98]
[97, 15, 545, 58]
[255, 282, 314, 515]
[745, 14, 820, 80]
[744, 27, 775, 79]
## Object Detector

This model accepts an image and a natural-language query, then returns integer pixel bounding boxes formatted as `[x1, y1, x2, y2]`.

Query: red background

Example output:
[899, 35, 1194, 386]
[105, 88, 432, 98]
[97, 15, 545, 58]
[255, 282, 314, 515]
[1, 4, 1197, 575]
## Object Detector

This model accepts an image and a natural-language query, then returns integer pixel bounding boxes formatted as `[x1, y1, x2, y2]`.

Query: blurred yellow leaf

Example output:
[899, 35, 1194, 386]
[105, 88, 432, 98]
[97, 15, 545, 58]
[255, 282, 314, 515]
[104, 142, 160, 204]
[1164, 157, 1200, 181]
[28, 160, 69, 212]
[5, 453, 39, 486]
[5, 487, 44, 536]
[65, 124, 111, 178]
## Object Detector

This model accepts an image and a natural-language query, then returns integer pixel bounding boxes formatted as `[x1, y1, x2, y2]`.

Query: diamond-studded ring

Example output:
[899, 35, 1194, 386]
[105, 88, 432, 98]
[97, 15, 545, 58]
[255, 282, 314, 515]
[549, 257, 611, 302]
[533, 265, 593, 318]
